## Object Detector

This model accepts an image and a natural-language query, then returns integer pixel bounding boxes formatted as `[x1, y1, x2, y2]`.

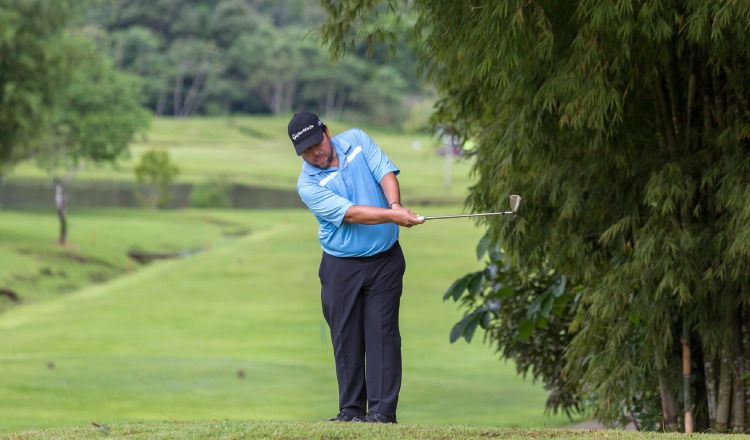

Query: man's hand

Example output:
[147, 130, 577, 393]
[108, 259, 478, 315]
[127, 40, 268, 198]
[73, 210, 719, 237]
[390, 206, 424, 228]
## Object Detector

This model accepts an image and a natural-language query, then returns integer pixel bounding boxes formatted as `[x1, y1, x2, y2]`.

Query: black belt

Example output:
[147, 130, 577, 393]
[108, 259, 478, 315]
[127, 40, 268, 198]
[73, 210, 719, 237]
[344, 241, 399, 261]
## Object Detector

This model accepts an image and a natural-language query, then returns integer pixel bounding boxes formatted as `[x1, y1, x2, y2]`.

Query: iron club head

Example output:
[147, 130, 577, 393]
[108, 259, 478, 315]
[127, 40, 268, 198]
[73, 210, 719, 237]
[509, 195, 522, 213]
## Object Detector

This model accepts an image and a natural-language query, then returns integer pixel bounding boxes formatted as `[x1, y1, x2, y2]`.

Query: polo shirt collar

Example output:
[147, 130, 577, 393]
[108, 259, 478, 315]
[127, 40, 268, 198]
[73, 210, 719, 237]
[301, 136, 354, 176]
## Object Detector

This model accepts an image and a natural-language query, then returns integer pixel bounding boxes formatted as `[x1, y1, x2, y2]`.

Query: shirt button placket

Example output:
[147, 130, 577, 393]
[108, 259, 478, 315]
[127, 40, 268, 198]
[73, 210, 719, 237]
[342, 168, 354, 197]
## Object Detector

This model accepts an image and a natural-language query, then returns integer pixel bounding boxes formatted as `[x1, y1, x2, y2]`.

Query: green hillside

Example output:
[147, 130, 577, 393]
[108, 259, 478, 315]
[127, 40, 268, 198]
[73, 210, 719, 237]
[4, 116, 473, 205]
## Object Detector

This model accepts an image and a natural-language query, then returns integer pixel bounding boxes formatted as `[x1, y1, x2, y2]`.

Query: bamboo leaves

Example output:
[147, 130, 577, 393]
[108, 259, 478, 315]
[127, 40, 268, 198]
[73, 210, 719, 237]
[323, 0, 750, 431]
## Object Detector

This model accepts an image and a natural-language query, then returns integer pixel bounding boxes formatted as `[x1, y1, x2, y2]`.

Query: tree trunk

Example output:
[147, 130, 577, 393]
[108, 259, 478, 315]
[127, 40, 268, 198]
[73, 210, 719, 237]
[174, 74, 184, 116]
[272, 77, 284, 115]
[282, 79, 297, 114]
[716, 344, 733, 432]
[188, 86, 210, 117]
[731, 310, 745, 432]
[743, 300, 750, 430]
[156, 88, 166, 116]
[54, 178, 67, 245]
[181, 69, 208, 116]
[705, 352, 718, 429]
[658, 370, 678, 431]
[682, 320, 693, 433]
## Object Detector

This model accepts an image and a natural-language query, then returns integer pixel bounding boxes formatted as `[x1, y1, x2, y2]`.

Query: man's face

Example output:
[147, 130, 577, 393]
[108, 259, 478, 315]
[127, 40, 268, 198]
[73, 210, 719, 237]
[300, 129, 335, 169]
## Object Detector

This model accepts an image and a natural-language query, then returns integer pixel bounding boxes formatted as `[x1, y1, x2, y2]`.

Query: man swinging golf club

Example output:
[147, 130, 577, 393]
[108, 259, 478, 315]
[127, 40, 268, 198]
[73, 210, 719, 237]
[289, 111, 423, 424]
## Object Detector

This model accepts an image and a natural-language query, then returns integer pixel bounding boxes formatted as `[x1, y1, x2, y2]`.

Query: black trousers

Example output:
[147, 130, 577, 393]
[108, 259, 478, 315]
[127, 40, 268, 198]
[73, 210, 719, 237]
[319, 241, 405, 419]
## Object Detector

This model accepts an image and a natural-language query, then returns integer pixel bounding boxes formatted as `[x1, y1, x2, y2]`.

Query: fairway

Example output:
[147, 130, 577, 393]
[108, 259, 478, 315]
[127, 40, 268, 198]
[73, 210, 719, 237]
[0, 208, 574, 433]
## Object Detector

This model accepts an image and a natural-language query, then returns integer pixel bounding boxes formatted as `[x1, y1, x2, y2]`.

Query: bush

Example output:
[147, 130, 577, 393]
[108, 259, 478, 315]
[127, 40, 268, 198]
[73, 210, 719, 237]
[189, 176, 232, 208]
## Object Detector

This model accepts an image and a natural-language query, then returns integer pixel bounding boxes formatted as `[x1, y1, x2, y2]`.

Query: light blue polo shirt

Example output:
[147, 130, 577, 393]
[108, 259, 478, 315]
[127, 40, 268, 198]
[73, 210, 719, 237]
[297, 128, 400, 258]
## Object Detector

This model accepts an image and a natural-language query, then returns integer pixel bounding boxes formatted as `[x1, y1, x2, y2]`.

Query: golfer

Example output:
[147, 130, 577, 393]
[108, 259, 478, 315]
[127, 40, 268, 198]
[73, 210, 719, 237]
[288, 111, 424, 424]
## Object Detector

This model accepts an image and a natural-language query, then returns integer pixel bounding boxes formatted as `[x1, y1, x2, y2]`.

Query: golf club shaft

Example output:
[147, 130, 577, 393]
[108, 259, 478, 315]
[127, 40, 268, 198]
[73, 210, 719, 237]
[420, 211, 514, 221]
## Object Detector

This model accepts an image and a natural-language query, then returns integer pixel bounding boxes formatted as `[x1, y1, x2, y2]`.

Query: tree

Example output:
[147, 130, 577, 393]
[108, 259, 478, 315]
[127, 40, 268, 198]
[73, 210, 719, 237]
[0, 0, 77, 180]
[300, 55, 367, 120]
[322, 0, 750, 433]
[165, 38, 220, 116]
[37, 35, 151, 244]
[108, 26, 170, 114]
[83, 0, 429, 119]
[134, 148, 180, 209]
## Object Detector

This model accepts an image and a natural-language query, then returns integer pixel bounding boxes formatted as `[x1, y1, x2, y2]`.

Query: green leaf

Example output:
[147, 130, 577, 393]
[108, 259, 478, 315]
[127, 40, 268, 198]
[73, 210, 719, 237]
[449, 317, 469, 343]
[488, 246, 504, 262]
[467, 272, 484, 296]
[480, 310, 492, 329]
[527, 296, 542, 318]
[519, 319, 535, 341]
[552, 275, 567, 297]
[540, 295, 554, 319]
[552, 295, 570, 317]
[443, 273, 472, 301]
[464, 315, 480, 343]
[536, 316, 549, 330]
[476, 231, 491, 261]
[493, 285, 515, 299]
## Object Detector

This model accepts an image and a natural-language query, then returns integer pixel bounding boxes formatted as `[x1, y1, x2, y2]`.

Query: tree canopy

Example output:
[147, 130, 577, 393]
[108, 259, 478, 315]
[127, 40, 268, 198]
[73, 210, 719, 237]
[82, 0, 427, 122]
[322, 0, 750, 433]
[0, 0, 77, 178]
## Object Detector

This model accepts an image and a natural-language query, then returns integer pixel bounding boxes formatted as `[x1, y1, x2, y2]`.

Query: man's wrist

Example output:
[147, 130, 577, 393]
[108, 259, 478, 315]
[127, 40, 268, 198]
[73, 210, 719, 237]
[390, 201, 401, 208]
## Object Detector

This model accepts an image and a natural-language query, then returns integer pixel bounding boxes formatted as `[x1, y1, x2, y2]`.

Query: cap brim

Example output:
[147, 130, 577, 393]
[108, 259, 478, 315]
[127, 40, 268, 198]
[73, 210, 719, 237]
[294, 129, 323, 156]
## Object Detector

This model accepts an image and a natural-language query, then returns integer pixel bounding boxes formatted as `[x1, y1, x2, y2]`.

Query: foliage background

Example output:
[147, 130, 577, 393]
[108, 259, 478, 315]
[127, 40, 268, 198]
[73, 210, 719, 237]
[81, 0, 430, 126]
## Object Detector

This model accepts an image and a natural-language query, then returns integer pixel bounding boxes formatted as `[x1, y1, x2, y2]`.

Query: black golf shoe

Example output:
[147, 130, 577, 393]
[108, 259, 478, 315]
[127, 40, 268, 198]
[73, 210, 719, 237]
[352, 411, 397, 424]
[327, 411, 362, 422]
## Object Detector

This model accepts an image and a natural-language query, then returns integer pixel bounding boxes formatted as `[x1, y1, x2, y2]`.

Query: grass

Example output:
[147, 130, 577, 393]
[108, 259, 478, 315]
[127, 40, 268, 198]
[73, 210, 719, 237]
[5, 116, 474, 205]
[1, 420, 737, 440]
[0, 115, 633, 438]
[0, 208, 251, 309]
[0, 208, 576, 434]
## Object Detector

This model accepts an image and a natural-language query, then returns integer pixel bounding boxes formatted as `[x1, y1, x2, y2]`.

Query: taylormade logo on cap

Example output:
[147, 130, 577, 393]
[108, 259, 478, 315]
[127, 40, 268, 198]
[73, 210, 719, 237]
[292, 124, 315, 141]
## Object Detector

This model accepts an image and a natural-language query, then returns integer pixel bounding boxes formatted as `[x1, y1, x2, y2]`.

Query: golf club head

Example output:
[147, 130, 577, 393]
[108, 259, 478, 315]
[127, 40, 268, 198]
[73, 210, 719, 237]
[510, 195, 522, 213]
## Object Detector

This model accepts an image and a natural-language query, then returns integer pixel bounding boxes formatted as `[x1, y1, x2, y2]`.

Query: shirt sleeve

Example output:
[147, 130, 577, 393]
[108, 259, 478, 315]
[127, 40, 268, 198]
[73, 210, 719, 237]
[358, 130, 400, 183]
[298, 180, 354, 227]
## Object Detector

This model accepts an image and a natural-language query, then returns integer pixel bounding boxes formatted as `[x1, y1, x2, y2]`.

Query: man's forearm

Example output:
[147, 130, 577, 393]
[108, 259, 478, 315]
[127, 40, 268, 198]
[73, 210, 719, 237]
[380, 172, 401, 207]
[343, 205, 398, 225]
[344, 204, 424, 227]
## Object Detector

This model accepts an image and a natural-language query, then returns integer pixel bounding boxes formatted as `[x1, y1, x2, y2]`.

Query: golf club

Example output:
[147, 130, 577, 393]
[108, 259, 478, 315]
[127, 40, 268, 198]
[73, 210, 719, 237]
[417, 195, 522, 221]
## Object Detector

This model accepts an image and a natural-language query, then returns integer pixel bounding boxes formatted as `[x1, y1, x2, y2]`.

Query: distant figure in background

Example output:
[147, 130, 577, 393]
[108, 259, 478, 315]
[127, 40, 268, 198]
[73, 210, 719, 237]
[288, 112, 424, 424]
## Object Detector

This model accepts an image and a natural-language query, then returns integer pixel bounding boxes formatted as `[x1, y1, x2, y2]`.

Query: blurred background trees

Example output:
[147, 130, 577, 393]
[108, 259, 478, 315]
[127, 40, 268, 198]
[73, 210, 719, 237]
[81, 0, 430, 124]
[0, 1, 78, 180]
